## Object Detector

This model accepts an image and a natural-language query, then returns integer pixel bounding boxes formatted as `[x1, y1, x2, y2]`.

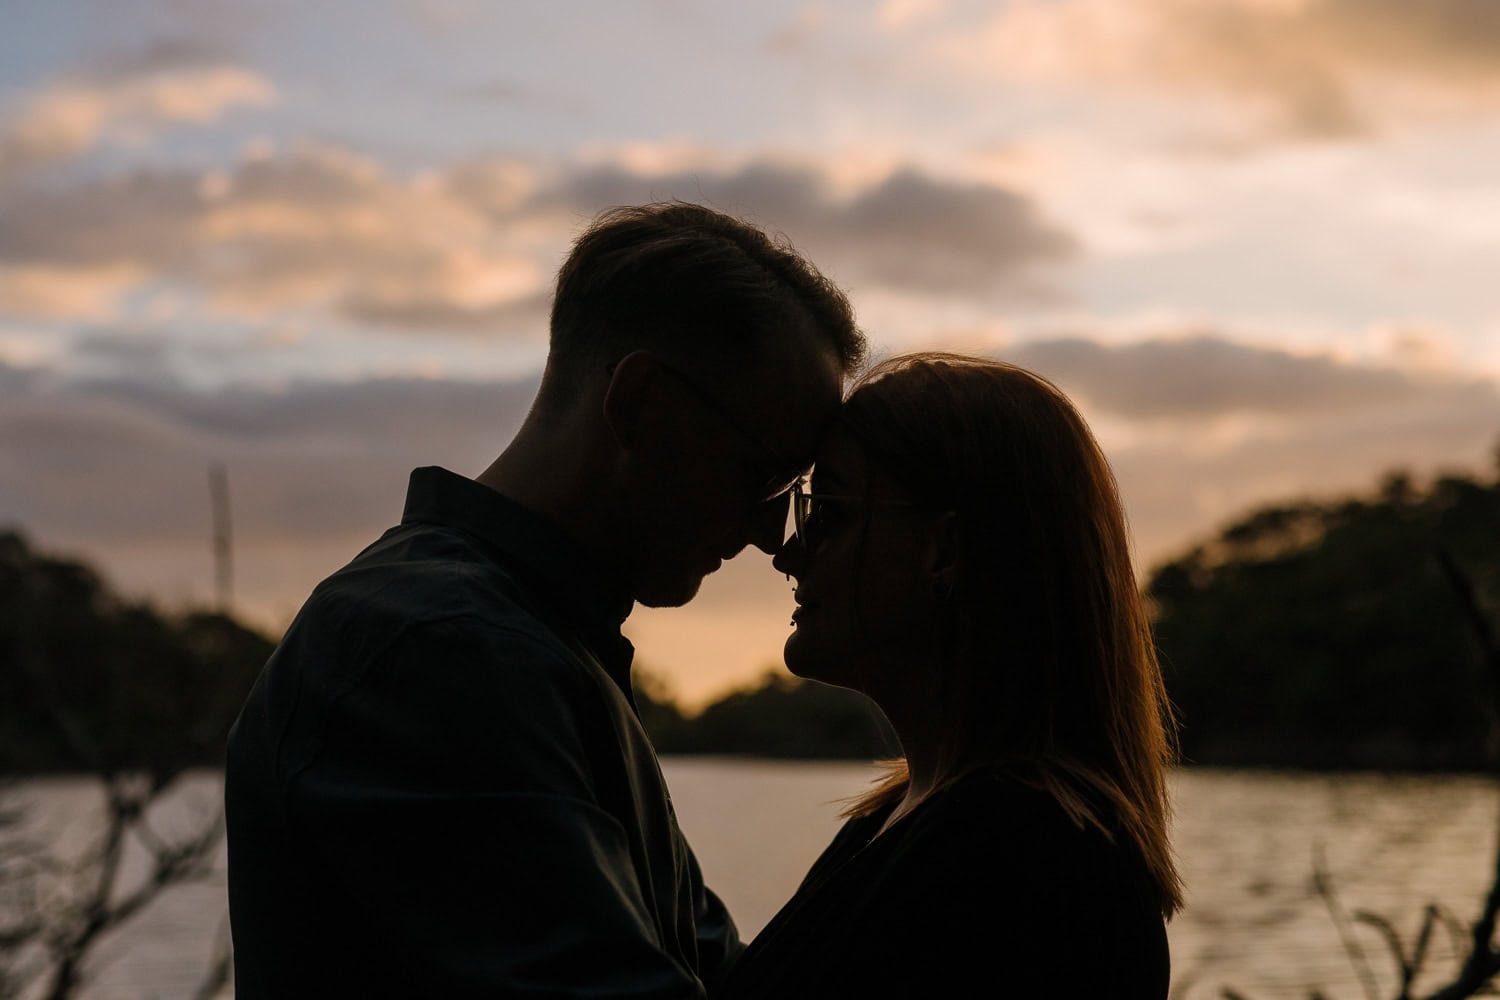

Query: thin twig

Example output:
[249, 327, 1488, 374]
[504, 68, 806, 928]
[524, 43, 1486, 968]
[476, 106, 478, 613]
[1312, 843, 1385, 1000]
[1353, 910, 1413, 998]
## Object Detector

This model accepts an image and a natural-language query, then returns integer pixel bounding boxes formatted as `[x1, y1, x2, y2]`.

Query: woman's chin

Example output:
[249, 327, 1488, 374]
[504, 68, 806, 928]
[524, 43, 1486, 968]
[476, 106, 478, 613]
[783, 633, 860, 692]
[781, 631, 807, 677]
[782, 631, 821, 683]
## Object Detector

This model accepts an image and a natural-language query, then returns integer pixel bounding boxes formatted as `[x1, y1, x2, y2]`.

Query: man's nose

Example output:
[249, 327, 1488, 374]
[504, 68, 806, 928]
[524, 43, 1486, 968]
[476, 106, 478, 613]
[747, 492, 793, 556]
[770, 532, 803, 578]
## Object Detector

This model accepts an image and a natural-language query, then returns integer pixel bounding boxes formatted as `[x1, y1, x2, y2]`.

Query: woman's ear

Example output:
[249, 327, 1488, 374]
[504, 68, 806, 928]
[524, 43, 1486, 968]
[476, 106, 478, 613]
[925, 510, 962, 603]
[601, 350, 659, 450]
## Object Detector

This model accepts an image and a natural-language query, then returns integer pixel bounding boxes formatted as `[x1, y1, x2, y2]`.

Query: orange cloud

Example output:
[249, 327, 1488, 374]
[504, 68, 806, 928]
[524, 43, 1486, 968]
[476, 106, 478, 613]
[0, 143, 548, 333]
[944, 0, 1500, 140]
[0, 64, 273, 183]
[0, 263, 146, 319]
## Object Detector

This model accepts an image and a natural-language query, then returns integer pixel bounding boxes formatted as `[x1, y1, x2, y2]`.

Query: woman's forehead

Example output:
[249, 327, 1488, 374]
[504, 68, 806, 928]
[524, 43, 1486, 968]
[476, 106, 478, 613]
[810, 429, 864, 489]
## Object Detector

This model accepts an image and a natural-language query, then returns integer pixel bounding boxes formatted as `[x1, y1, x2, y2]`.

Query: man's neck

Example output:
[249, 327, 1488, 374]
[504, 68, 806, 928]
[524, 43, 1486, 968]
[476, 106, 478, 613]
[476, 409, 625, 590]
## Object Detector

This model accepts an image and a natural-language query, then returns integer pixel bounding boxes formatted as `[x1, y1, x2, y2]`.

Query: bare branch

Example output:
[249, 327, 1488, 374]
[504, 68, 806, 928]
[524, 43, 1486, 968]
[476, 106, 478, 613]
[1353, 910, 1413, 997]
[1411, 905, 1442, 985]
[1313, 844, 1385, 1000]
[191, 916, 233, 1000]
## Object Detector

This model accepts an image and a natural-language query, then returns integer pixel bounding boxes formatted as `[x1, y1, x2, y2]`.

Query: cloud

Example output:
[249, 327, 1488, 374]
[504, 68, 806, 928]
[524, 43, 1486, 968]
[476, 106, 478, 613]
[71, 329, 181, 375]
[0, 263, 146, 319]
[766, 8, 831, 54]
[522, 159, 1077, 297]
[832, 169, 1076, 294]
[947, 0, 1500, 141]
[0, 143, 549, 334]
[0, 54, 273, 184]
[0, 362, 540, 622]
[1005, 335, 1490, 420]
[1113, 388, 1500, 576]
[992, 333, 1500, 571]
[876, 0, 947, 32]
[0, 146, 1075, 334]
[338, 289, 553, 336]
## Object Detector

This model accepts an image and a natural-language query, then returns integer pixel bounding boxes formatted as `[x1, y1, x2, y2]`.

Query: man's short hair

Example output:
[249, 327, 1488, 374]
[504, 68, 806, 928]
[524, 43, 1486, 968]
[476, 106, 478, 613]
[543, 202, 865, 394]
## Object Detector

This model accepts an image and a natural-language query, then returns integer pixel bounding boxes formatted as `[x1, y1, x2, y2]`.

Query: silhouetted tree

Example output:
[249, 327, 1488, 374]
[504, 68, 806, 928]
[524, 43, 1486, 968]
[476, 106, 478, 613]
[0, 531, 271, 773]
[1149, 457, 1500, 771]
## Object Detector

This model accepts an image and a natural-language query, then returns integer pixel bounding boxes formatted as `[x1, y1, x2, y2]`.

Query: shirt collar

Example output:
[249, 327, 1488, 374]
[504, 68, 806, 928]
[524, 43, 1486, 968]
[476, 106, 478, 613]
[400, 466, 636, 674]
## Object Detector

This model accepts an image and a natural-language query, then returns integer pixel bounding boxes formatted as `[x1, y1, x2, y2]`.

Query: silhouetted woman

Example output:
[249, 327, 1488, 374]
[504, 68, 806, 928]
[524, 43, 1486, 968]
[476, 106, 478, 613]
[719, 354, 1182, 999]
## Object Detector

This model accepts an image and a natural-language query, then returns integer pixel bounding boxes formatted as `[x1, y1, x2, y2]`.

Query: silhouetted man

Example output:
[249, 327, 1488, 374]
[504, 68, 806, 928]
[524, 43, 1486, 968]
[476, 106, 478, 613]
[225, 202, 866, 998]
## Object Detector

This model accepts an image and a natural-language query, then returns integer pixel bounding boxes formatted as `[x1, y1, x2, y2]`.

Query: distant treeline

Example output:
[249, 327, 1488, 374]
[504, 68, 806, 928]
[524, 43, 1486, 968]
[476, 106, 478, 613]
[1, 447, 1496, 772]
[1150, 455, 1500, 771]
[0, 531, 272, 774]
[634, 670, 897, 759]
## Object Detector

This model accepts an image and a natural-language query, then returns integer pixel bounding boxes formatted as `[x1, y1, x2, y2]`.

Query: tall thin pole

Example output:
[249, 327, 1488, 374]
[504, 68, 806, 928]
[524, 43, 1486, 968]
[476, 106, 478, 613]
[208, 463, 233, 613]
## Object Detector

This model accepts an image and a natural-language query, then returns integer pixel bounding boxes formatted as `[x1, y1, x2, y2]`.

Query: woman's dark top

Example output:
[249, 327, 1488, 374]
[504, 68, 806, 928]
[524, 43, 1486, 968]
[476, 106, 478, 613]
[718, 769, 1169, 999]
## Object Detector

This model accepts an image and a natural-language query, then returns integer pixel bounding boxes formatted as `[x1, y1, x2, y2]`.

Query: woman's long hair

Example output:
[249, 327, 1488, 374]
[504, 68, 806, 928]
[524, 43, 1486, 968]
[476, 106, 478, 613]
[841, 353, 1183, 918]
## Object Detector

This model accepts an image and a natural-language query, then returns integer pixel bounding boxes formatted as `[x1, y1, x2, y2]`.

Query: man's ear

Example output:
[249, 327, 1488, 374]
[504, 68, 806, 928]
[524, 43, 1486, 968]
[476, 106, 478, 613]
[925, 510, 962, 603]
[601, 350, 659, 450]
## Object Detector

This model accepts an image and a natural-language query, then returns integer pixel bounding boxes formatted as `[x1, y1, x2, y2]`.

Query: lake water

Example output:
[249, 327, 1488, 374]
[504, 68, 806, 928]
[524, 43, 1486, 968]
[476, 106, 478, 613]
[3, 762, 1497, 999]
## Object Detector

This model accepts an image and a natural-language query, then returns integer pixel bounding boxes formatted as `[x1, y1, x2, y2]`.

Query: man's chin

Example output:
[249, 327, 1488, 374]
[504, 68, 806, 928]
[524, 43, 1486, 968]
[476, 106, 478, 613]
[634, 574, 706, 610]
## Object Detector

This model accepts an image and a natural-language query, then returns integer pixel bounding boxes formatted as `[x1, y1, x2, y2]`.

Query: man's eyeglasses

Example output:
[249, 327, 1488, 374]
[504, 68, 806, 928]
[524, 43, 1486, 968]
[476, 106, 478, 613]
[653, 360, 807, 502]
[790, 478, 918, 549]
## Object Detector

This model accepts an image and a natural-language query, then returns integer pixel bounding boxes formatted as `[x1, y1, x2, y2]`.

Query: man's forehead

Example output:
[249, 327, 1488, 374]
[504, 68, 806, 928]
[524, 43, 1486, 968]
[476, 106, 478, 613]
[766, 337, 844, 405]
[756, 351, 843, 452]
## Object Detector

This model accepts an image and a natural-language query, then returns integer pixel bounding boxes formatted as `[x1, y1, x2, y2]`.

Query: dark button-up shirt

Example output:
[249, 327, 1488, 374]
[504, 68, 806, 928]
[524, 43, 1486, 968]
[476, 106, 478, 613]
[226, 467, 740, 998]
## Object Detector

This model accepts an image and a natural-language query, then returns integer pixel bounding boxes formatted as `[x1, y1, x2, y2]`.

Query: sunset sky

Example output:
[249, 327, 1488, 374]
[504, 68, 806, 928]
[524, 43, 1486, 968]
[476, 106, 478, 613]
[3, 0, 1498, 706]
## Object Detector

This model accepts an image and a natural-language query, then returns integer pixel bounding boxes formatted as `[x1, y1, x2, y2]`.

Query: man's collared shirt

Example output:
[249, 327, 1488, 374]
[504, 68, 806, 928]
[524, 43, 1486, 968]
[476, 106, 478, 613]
[225, 467, 740, 998]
